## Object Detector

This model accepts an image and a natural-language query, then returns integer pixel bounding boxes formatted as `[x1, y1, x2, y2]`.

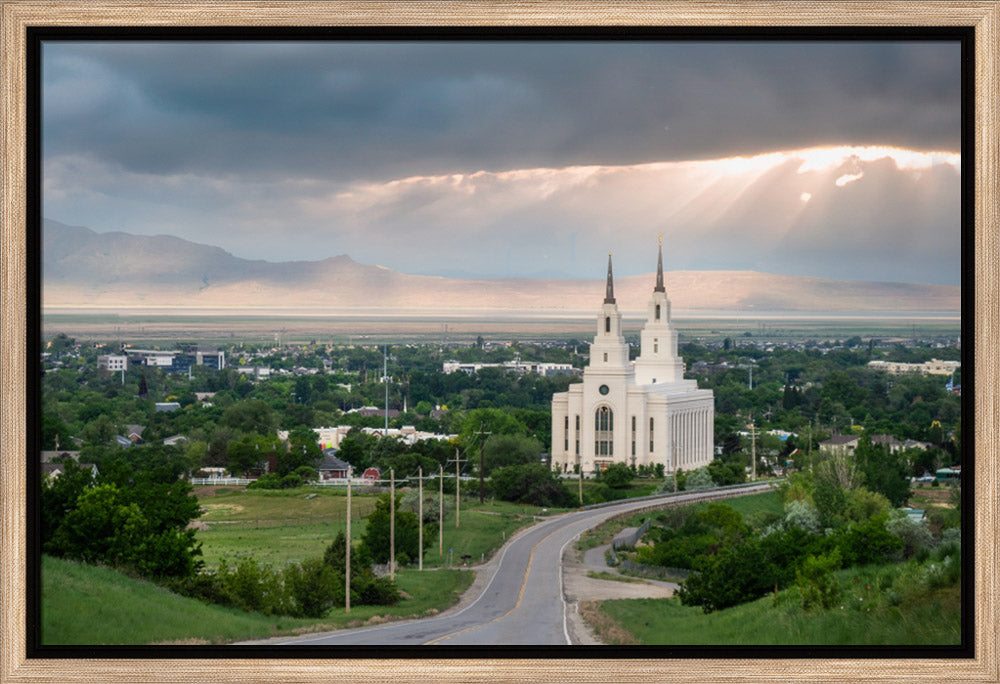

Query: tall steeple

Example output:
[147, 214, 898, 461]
[654, 234, 665, 293]
[633, 237, 683, 385]
[604, 252, 616, 304]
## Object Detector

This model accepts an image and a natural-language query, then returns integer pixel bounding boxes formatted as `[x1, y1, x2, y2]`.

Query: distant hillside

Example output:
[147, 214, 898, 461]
[42, 219, 960, 314]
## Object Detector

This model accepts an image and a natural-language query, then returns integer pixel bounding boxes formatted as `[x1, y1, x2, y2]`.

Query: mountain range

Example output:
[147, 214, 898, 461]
[42, 219, 960, 315]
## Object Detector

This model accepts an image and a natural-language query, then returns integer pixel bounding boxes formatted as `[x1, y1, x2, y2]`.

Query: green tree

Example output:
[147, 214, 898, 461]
[481, 433, 543, 476]
[601, 462, 633, 489]
[360, 493, 427, 565]
[685, 467, 716, 491]
[221, 398, 277, 434]
[854, 434, 911, 507]
[488, 463, 574, 507]
[40, 459, 95, 544]
[282, 426, 322, 475]
[677, 537, 776, 613]
[458, 408, 528, 453]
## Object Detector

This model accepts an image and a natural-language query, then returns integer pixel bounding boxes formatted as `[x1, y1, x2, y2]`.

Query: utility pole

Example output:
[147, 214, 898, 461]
[577, 454, 583, 507]
[672, 440, 678, 493]
[345, 466, 351, 614]
[749, 421, 757, 481]
[807, 418, 814, 469]
[448, 449, 467, 528]
[383, 345, 389, 437]
[418, 466, 423, 571]
[439, 464, 444, 556]
[476, 422, 492, 504]
[390, 468, 395, 581]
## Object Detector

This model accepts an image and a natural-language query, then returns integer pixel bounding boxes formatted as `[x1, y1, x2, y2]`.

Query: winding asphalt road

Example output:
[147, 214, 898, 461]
[260, 483, 775, 646]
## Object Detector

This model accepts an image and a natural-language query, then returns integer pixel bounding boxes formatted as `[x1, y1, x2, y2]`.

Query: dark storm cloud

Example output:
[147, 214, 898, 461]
[43, 40, 960, 182]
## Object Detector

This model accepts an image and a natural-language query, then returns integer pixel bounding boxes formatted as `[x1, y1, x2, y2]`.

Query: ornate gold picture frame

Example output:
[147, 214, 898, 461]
[2, 2, 997, 681]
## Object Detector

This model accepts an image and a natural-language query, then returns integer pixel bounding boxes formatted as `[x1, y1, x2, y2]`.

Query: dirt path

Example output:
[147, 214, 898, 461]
[562, 542, 677, 644]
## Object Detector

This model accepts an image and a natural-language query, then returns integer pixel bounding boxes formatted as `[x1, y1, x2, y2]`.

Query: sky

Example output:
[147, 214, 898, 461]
[42, 40, 962, 285]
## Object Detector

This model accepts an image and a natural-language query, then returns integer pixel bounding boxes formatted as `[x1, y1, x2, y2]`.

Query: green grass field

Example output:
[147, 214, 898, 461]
[595, 564, 961, 646]
[686, 489, 785, 519]
[41, 554, 473, 645]
[194, 486, 551, 570]
[194, 487, 376, 569]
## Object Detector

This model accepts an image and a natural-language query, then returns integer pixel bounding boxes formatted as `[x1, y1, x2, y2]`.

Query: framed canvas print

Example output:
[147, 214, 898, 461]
[1, 1, 997, 682]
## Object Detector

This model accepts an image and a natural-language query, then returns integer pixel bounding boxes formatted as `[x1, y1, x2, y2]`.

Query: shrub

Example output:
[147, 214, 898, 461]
[885, 512, 935, 559]
[247, 473, 283, 490]
[677, 537, 776, 613]
[601, 462, 633, 489]
[796, 549, 842, 610]
[215, 558, 289, 615]
[360, 493, 429, 565]
[831, 512, 904, 566]
[783, 499, 822, 534]
[279, 474, 303, 489]
[685, 467, 715, 491]
[284, 557, 341, 617]
[488, 463, 574, 507]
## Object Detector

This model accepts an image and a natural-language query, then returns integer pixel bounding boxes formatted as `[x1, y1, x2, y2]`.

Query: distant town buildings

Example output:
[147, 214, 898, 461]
[443, 359, 577, 377]
[278, 425, 457, 451]
[99, 347, 226, 373]
[867, 358, 960, 376]
[551, 243, 714, 475]
[96, 354, 128, 372]
[819, 433, 908, 455]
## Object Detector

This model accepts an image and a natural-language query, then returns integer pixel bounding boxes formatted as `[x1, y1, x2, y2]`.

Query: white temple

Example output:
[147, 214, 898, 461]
[550, 242, 714, 474]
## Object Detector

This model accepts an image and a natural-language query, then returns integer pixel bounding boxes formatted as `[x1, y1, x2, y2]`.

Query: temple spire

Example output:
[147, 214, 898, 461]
[604, 252, 616, 304]
[654, 234, 666, 293]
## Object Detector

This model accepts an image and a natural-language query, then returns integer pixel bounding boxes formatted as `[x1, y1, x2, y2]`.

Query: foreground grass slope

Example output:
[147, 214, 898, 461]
[593, 564, 960, 646]
[41, 554, 472, 645]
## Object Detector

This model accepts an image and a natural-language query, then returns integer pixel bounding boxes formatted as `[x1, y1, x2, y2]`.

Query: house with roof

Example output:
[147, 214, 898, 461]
[124, 424, 145, 443]
[870, 434, 904, 453]
[42, 462, 99, 481]
[318, 450, 350, 480]
[818, 434, 859, 455]
[40, 450, 81, 463]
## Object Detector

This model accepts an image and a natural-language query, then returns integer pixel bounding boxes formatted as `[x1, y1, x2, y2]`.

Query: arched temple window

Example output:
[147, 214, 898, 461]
[595, 406, 614, 456]
[605, 316, 611, 333]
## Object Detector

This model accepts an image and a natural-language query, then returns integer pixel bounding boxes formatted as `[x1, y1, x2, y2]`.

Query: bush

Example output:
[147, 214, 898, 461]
[601, 462, 633, 489]
[284, 557, 341, 617]
[685, 467, 715, 491]
[796, 549, 842, 610]
[831, 512, 904, 566]
[215, 558, 289, 615]
[247, 473, 283, 490]
[783, 499, 822, 534]
[885, 512, 935, 559]
[360, 493, 429, 565]
[488, 463, 574, 507]
[677, 537, 776, 613]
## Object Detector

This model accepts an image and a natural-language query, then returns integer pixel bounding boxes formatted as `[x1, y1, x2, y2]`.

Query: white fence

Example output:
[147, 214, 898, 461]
[190, 477, 254, 486]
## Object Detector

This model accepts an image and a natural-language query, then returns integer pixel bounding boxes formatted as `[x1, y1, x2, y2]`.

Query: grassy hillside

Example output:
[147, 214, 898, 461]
[591, 563, 961, 646]
[41, 554, 472, 645]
